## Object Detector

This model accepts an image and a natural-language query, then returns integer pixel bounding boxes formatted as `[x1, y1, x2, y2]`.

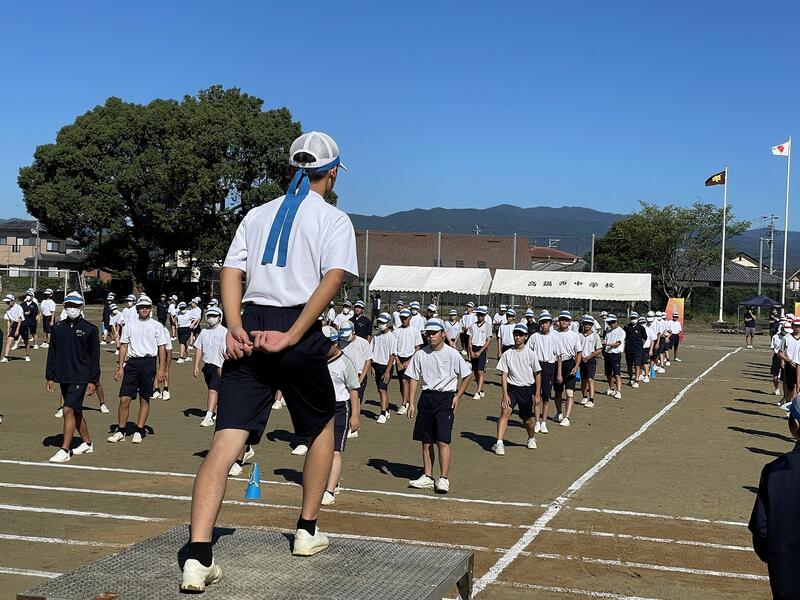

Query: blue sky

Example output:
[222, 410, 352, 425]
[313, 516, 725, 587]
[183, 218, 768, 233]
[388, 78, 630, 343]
[0, 1, 797, 228]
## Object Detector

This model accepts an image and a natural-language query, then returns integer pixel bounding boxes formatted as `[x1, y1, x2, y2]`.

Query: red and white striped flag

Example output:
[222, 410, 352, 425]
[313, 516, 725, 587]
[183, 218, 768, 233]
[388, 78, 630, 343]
[772, 140, 791, 156]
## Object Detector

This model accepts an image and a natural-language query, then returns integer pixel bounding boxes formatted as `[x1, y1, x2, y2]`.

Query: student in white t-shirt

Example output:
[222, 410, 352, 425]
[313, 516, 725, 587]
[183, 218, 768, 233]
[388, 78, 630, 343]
[527, 311, 558, 434]
[392, 300, 405, 329]
[444, 310, 461, 347]
[467, 306, 492, 399]
[771, 323, 790, 399]
[496, 309, 516, 358]
[40, 288, 57, 348]
[406, 319, 472, 494]
[325, 301, 336, 325]
[458, 302, 477, 355]
[152, 321, 174, 401]
[602, 315, 626, 399]
[779, 319, 800, 401]
[409, 302, 426, 334]
[494, 323, 541, 455]
[370, 313, 397, 423]
[338, 321, 372, 418]
[393, 309, 423, 415]
[668, 311, 683, 363]
[193, 307, 228, 427]
[578, 315, 603, 408]
[2, 294, 24, 362]
[333, 300, 353, 329]
[175, 302, 194, 363]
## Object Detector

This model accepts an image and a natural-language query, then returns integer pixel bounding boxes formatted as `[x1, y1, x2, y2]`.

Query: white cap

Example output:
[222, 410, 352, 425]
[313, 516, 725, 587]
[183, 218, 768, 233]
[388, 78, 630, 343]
[136, 295, 153, 307]
[63, 292, 85, 306]
[289, 131, 346, 172]
[206, 307, 222, 317]
[3, 294, 15, 302]
[427, 304, 437, 312]
[44, 288, 53, 295]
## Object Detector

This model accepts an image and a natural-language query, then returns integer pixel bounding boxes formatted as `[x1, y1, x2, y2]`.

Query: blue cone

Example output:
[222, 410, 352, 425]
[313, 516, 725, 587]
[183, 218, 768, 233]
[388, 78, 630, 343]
[245, 463, 261, 500]
[574, 368, 581, 383]
[650, 364, 657, 379]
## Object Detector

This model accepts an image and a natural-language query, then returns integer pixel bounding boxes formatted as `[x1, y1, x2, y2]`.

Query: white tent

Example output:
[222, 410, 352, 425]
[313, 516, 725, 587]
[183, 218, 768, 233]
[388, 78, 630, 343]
[491, 269, 651, 301]
[369, 265, 492, 295]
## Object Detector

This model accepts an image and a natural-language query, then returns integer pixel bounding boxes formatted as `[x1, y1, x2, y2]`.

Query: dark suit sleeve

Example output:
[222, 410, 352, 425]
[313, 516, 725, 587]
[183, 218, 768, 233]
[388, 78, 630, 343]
[45, 328, 55, 382]
[748, 466, 770, 563]
[88, 325, 101, 385]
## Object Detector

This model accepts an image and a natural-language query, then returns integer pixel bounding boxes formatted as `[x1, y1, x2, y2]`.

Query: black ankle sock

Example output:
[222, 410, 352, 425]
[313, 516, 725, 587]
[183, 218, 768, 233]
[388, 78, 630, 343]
[297, 517, 317, 536]
[187, 541, 213, 567]
[61, 447, 71, 454]
[164, 387, 169, 391]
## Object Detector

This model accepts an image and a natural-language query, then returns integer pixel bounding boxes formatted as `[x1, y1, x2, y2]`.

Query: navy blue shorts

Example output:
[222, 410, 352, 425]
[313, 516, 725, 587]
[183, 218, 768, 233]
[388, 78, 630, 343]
[470, 345, 488, 373]
[202, 363, 222, 392]
[397, 355, 414, 381]
[357, 376, 367, 402]
[60, 383, 88, 411]
[119, 356, 156, 400]
[178, 327, 191, 345]
[771, 354, 782, 377]
[580, 358, 597, 380]
[554, 358, 576, 393]
[604, 352, 622, 377]
[373, 363, 389, 391]
[43, 318, 53, 334]
[216, 305, 335, 445]
[333, 401, 349, 452]
[640, 346, 650, 366]
[21, 320, 37, 339]
[459, 332, 469, 349]
[783, 364, 797, 389]
[8, 322, 20, 340]
[540, 362, 556, 400]
[413, 390, 455, 444]
[507, 384, 534, 422]
[672, 334, 680, 350]
[625, 351, 639, 371]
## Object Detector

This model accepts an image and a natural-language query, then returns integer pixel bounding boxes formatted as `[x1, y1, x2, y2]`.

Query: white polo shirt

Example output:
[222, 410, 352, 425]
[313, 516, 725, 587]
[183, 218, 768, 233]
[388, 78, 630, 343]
[328, 352, 360, 403]
[603, 327, 626, 354]
[468, 320, 492, 347]
[194, 324, 227, 368]
[333, 311, 352, 328]
[410, 312, 426, 333]
[392, 310, 403, 329]
[493, 313, 507, 327]
[340, 335, 372, 375]
[445, 319, 461, 342]
[405, 344, 472, 392]
[371, 330, 397, 366]
[176, 311, 194, 328]
[498, 322, 516, 346]
[159, 323, 173, 350]
[168, 303, 178, 318]
[497, 346, 541, 386]
[527, 330, 558, 364]
[580, 331, 603, 358]
[644, 324, 658, 347]
[772, 333, 784, 354]
[555, 329, 582, 360]
[188, 306, 202, 326]
[4, 304, 23, 323]
[781, 335, 800, 363]
[459, 311, 477, 332]
[40, 298, 56, 317]
[223, 190, 358, 306]
[121, 305, 137, 326]
[120, 317, 168, 358]
[394, 326, 423, 357]
[326, 307, 336, 322]
[668, 320, 683, 335]
[110, 312, 123, 327]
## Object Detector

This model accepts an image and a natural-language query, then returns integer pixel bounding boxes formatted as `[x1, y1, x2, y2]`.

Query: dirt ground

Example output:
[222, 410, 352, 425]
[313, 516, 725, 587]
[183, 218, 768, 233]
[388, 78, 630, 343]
[0, 315, 785, 599]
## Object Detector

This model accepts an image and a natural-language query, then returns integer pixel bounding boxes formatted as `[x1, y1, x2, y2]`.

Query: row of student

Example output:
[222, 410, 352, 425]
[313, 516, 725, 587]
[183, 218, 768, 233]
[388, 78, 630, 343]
[2, 288, 61, 361]
[770, 315, 800, 404]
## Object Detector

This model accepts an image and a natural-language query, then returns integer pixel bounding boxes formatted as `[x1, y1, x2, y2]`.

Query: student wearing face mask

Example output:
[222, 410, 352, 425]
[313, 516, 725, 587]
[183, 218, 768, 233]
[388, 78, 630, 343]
[2, 294, 24, 362]
[409, 301, 426, 334]
[20, 292, 40, 352]
[108, 304, 122, 356]
[176, 302, 193, 363]
[333, 300, 353, 328]
[445, 310, 461, 348]
[121, 294, 137, 332]
[193, 307, 228, 427]
[370, 313, 397, 423]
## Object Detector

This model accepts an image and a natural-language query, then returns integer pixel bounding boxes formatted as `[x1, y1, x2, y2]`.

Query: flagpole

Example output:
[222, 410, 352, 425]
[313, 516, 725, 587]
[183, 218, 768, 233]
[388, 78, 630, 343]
[781, 135, 792, 308]
[718, 165, 728, 322]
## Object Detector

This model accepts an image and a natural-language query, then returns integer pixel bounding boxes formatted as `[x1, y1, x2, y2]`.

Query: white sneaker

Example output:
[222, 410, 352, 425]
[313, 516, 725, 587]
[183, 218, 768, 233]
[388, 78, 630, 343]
[176, 358, 184, 364]
[492, 441, 505, 456]
[200, 415, 215, 427]
[100, 403, 110, 414]
[396, 405, 408, 415]
[41, 342, 49, 348]
[73, 442, 93, 455]
[643, 376, 650, 383]
[638, 374, 645, 381]
[291, 444, 308, 456]
[271, 398, 284, 410]
[435, 477, 450, 493]
[100, 341, 107, 345]
[559, 417, 571, 427]
[665, 360, 671, 367]
[49, 448, 71, 463]
[152, 390, 162, 399]
[333, 483, 341, 495]
[292, 527, 329, 556]
[54, 407, 63, 419]
[479, 391, 485, 398]
[408, 474, 435, 489]
[472, 392, 481, 400]
[655, 366, 665, 374]
[132, 432, 143, 444]
[33, 344, 39, 350]
[631, 382, 639, 389]
[614, 391, 622, 399]
[534, 421, 541, 433]
[180, 559, 222, 593]
[162, 390, 171, 400]
[527, 437, 537, 449]
[775, 389, 782, 396]
[606, 388, 615, 396]
[585, 400, 594, 408]
[228, 462, 243, 477]
[376, 414, 387, 424]
[321, 490, 336, 506]
[674, 357, 682, 362]
[540, 422, 549, 434]
[25, 356, 31, 362]
[107, 431, 125, 443]
[11, 343, 19, 351]
[346, 429, 359, 439]
[243, 446, 255, 462]
[555, 413, 563, 423]
[0, 357, 7, 363]
[114, 350, 119, 356]
[579, 397, 589, 406]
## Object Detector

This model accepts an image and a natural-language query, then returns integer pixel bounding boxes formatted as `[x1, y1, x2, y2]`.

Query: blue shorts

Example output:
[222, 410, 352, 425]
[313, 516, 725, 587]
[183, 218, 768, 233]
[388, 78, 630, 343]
[60, 383, 88, 411]
[202, 363, 222, 392]
[333, 401, 349, 452]
[507, 384, 534, 422]
[119, 357, 156, 400]
[470, 345, 488, 373]
[412, 390, 455, 444]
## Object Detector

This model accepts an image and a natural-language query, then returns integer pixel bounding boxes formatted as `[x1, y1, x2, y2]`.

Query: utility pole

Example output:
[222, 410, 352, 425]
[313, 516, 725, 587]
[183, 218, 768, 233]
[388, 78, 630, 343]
[588, 234, 595, 313]
[511, 233, 517, 307]
[31, 220, 40, 289]
[762, 214, 778, 274]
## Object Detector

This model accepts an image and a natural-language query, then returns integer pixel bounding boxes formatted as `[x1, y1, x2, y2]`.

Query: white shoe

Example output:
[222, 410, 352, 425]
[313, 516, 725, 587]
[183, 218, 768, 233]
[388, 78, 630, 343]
[614, 391, 622, 399]
[656, 366, 665, 374]
[527, 437, 537, 449]
[73, 442, 94, 455]
[631, 382, 639, 389]
[376, 414, 387, 424]
[665, 360, 671, 367]
[152, 390, 162, 399]
[291, 444, 308, 456]
[176, 358, 184, 364]
[540, 422, 549, 434]
[41, 342, 49, 348]
[461, 350, 467, 356]
[107, 431, 125, 443]
[0, 357, 8, 363]
[243, 446, 255, 462]
[472, 392, 481, 400]
[560, 417, 571, 427]
[775, 389, 782, 396]
[271, 398, 284, 410]
[606, 388, 615, 396]
[25, 356, 31, 362]
[228, 462, 243, 477]
[346, 429, 359, 439]
[638, 373, 645, 381]
[479, 391, 485, 398]
[333, 483, 341, 495]
[49, 448, 71, 463]
[200, 416, 215, 427]
[585, 400, 594, 408]
[396, 405, 408, 415]
[180, 559, 222, 593]
[643, 376, 650, 383]
[555, 413, 563, 423]
[33, 344, 39, 350]
[100, 341, 107, 345]
[534, 421, 541, 433]
[292, 527, 329, 556]
[100, 403, 110, 414]
[132, 432, 143, 444]
[162, 390, 171, 400]
[321, 490, 336, 506]
[492, 441, 505, 456]
[11, 343, 19, 351]
[114, 350, 119, 356]
[435, 477, 450, 493]
[674, 357, 682, 362]
[54, 407, 63, 419]
[408, 474, 435, 489]
[579, 397, 588, 406]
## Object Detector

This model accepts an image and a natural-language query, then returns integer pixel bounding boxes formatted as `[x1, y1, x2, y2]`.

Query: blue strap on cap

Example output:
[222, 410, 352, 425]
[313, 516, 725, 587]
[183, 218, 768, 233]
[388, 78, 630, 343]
[261, 157, 340, 267]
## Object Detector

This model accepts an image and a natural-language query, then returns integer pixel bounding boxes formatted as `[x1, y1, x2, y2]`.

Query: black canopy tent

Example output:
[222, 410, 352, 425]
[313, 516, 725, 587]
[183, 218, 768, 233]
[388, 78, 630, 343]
[738, 295, 783, 308]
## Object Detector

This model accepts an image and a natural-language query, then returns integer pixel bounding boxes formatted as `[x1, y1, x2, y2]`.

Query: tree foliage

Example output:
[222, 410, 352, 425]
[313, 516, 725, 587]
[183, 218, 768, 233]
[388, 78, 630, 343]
[594, 201, 751, 299]
[18, 86, 303, 287]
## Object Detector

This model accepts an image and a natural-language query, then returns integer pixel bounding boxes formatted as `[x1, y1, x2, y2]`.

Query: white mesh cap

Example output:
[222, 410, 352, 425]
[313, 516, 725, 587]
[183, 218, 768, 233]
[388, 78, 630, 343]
[289, 131, 347, 171]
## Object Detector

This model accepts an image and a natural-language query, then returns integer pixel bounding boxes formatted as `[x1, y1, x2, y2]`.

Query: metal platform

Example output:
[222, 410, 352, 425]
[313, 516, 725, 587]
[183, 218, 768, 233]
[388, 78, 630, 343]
[18, 525, 473, 600]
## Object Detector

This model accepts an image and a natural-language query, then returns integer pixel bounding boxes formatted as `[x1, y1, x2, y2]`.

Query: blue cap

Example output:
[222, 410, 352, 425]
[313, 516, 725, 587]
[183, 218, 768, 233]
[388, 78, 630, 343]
[449, 309, 458, 316]
[525, 309, 535, 317]
[558, 310, 572, 320]
[354, 300, 365, 308]
[629, 311, 639, 319]
[206, 307, 222, 317]
[506, 308, 516, 317]
[377, 312, 392, 323]
[605, 314, 618, 322]
[399, 309, 411, 318]
[321, 325, 339, 342]
[581, 314, 594, 324]
[410, 301, 421, 309]
[513, 323, 529, 335]
[342, 300, 352, 307]
[339, 322, 354, 333]
[539, 310, 553, 321]
[475, 305, 488, 315]
[424, 319, 445, 332]
[63, 292, 85, 306]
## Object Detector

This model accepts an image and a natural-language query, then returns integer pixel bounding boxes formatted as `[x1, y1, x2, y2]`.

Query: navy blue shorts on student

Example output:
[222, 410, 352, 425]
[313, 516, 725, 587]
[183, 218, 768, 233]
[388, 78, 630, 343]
[554, 358, 576, 393]
[202, 363, 222, 392]
[604, 352, 622, 377]
[625, 350, 639, 370]
[540, 362, 556, 400]
[397, 355, 414, 381]
[119, 356, 157, 400]
[506, 384, 534, 422]
[43, 319, 53, 334]
[333, 401, 350, 452]
[8, 322, 20, 340]
[459, 332, 469, 349]
[672, 335, 680, 350]
[216, 305, 335, 446]
[60, 383, 88, 411]
[783, 364, 797, 390]
[192, 325, 202, 337]
[471, 345, 487, 373]
[177, 327, 191, 345]
[770, 354, 783, 377]
[640, 347, 650, 366]
[373, 363, 389, 391]
[21, 320, 37, 340]
[580, 358, 597, 380]
[357, 377, 367, 402]
[413, 390, 455, 444]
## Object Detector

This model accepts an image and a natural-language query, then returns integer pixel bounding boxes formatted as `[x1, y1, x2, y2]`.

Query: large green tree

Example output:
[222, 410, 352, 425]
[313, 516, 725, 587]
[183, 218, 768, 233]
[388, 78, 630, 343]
[18, 86, 301, 287]
[594, 201, 751, 300]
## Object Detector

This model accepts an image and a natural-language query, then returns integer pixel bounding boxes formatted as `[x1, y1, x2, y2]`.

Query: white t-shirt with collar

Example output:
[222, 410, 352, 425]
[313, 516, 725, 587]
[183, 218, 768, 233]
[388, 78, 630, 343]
[120, 317, 169, 358]
[40, 298, 56, 317]
[176, 311, 194, 328]
[328, 352, 360, 403]
[459, 312, 477, 332]
[405, 344, 472, 392]
[371, 330, 397, 366]
[223, 191, 358, 307]
[445, 319, 462, 342]
[498, 322, 516, 346]
[4, 304, 23, 323]
[394, 326, 423, 357]
[781, 335, 800, 363]
[527, 330, 558, 364]
[555, 329, 582, 360]
[603, 327, 626, 354]
[194, 324, 228, 368]
[340, 336, 372, 375]
[497, 346, 541, 387]
[468, 320, 492, 347]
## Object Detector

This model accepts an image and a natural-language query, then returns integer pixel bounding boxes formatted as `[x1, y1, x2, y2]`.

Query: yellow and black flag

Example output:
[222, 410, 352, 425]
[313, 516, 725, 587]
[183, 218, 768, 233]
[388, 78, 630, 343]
[705, 170, 726, 186]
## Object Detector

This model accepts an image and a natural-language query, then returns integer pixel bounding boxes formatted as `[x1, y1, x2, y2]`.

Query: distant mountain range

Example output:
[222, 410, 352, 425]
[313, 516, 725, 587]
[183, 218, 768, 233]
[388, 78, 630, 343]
[349, 204, 800, 269]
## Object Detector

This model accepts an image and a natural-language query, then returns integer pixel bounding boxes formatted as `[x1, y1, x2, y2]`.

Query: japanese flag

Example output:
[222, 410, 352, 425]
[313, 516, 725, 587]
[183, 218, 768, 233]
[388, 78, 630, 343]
[772, 140, 791, 156]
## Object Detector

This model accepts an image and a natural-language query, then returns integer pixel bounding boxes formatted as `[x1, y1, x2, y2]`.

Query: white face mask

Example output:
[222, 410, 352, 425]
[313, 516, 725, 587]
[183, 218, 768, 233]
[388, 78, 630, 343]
[65, 307, 82, 319]
[25, 295, 32, 301]
[342, 308, 350, 315]
[411, 309, 419, 315]
[207, 316, 220, 326]
[379, 323, 388, 331]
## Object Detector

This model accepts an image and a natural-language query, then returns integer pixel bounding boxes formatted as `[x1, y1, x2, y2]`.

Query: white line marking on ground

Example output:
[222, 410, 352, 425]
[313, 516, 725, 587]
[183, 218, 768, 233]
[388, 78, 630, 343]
[0, 482, 516, 529]
[546, 527, 752, 552]
[572, 506, 748, 527]
[0, 533, 124, 547]
[0, 459, 533, 507]
[534, 551, 768, 581]
[492, 580, 661, 600]
[471, 348, 741, 597]
[0, 566, 61, 578]
[0, 503, 166, 522]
